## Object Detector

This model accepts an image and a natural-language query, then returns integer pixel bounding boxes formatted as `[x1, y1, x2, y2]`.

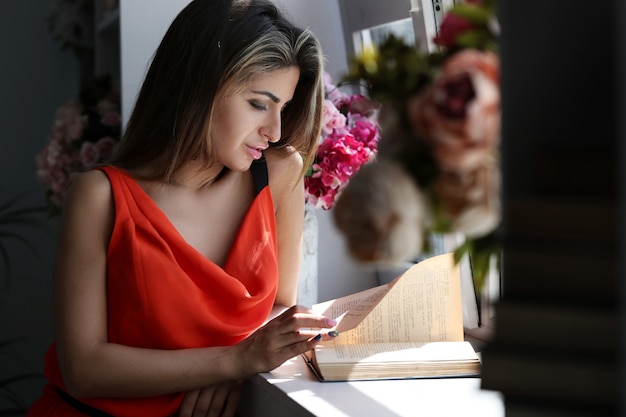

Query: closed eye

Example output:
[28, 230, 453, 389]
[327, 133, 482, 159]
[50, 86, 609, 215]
[249, 100, 267, 111]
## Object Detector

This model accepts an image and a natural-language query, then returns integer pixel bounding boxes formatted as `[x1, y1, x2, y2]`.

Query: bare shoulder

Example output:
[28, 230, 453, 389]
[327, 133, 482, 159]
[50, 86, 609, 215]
[264, 147, 304, 204]
[264, 146, 303, 175]
[68, 169, 112, 201]
[63, 169, 114, 219]
[264, 147, 304, 187]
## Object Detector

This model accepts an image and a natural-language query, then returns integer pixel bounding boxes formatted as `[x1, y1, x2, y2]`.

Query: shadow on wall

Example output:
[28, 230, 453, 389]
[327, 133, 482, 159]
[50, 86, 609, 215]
[1, 0, 80, 412]
[0, 192, 58, 414]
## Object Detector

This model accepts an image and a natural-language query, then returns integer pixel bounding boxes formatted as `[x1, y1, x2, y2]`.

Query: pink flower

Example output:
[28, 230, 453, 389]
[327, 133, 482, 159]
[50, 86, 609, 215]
[36, 77, 121, 213]
[101, 111, 121, 127]
[318, 132, 369, 184]
[305, 133, 371, 210]
[95, 136, 118, 158]
[305, 72, 381, 210]
[55, 100, 83, 125]
[304, 176, 341, 210]
[408, 49, 500, 173]
[345, 94, 379, 118]
[80, 137, 118, 169]
[348, 114, 380, 154]
[79, 142, 100, 169]
[65, 116, 87, 142]
[321, 99, 346, 136]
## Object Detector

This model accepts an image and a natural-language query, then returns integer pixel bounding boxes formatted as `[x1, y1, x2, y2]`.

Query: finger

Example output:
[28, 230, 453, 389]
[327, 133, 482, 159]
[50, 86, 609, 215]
[277, 305, 312, 318]
[320, 330, 340, 341]
[178, 389, 200, 417]
[297, 328, 340, 338]
[193, 385, 217, 417]
[206, 384, 229, 417]
[269, 322, 339, 352]
[280, 315, 337, 334]
[222, 381, 244, 417]
[305, 331, 339, 343]
[276, 336, 326, 360]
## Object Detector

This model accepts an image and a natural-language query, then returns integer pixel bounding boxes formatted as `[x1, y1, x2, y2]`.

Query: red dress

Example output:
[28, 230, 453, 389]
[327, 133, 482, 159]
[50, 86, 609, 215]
[26, 162, 278, 417]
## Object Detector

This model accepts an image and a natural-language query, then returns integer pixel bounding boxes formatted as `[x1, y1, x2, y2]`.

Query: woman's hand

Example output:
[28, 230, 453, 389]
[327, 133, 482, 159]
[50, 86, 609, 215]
[234, 305, 337, 375]
[177, 380, 243, 417]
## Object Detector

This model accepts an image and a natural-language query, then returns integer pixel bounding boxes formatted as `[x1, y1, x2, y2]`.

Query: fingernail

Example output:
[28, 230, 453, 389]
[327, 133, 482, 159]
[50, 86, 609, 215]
[329, 331, 339, 337]
[326, 318, 337, 326]
[313, 334, 322, 341]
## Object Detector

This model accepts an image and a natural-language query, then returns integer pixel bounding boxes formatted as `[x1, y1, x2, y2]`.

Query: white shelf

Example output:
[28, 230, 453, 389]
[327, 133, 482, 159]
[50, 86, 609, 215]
[238, 356, 504, 417]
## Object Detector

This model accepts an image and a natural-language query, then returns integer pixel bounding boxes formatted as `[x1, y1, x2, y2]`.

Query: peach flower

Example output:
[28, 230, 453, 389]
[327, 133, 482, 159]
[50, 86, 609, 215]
[433, 158, 500, 237]
[408, 49, 500, 173]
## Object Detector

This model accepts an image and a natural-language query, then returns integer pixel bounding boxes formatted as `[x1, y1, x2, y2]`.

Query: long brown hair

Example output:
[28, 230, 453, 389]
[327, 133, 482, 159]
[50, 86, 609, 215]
[111, 0, 324, 182]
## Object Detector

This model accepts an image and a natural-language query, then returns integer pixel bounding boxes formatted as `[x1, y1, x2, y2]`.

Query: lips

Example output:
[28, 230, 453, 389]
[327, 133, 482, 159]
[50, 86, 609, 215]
[246, 145, 267, 160]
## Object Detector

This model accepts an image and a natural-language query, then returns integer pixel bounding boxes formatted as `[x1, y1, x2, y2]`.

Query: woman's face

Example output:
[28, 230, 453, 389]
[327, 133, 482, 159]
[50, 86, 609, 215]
[211, 66, 301, 171]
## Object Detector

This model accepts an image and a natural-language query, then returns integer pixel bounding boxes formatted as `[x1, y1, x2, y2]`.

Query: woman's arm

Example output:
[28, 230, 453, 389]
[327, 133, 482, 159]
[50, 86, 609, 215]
[265, 147, 306, 309]
[54, 171, 240, 398]
[54, 170, 333, 400]
[55, 171, 334, 398]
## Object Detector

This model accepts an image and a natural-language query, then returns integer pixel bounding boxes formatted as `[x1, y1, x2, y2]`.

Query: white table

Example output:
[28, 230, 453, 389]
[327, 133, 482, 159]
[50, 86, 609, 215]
[238, 356, 504, 417]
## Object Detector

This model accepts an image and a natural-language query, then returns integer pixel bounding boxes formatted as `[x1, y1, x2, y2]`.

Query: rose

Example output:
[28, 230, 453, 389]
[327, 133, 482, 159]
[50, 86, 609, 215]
[433, 0, 487, 50]
[407, 49, 499, 173]
[434, 13, 477, 49]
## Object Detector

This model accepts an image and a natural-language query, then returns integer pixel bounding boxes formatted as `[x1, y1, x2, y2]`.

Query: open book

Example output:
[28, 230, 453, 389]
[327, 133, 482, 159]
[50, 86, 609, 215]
[303, 253, 481, 381]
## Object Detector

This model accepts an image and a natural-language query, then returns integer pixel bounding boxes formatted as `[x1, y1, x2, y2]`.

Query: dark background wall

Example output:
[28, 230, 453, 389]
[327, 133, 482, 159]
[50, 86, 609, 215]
[480, 1, 625, 415]
[0, 1, 78, 411]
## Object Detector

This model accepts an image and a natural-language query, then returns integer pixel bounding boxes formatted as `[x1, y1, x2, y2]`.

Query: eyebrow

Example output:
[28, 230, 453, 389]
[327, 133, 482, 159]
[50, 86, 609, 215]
[252, 90, 281, 104]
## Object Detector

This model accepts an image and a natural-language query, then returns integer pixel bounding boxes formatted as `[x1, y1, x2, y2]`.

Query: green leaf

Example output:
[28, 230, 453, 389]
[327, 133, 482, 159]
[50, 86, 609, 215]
[453, 241, 471, 264]
[455, 29, 493, 50]
[470, 248, 492, 292]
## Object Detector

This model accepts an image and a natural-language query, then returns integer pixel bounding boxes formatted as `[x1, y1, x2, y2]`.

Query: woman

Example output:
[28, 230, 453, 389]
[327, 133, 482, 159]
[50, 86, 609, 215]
[26, 0, 336, 416]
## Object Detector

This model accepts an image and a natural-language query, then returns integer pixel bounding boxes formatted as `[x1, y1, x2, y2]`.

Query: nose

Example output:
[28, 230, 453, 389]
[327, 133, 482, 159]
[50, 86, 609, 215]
[261, 111, 282, 143]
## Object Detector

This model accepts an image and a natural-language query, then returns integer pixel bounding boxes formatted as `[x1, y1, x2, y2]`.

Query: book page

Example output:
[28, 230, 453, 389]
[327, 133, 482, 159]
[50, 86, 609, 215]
[314, 341, 478, 363]
[318, 253, 464, 346]
[311, 284, 392, 325]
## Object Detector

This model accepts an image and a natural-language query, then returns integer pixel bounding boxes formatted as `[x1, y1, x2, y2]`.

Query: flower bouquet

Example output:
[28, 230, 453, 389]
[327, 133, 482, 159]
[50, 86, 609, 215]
[304, 73, 381, 210]
[36, 75, 121, 215]
[332, 0, 501, 289]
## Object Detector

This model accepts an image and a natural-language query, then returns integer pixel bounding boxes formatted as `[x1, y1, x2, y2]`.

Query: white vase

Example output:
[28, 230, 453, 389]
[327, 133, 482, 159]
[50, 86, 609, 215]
[297, 203, 318, 307]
